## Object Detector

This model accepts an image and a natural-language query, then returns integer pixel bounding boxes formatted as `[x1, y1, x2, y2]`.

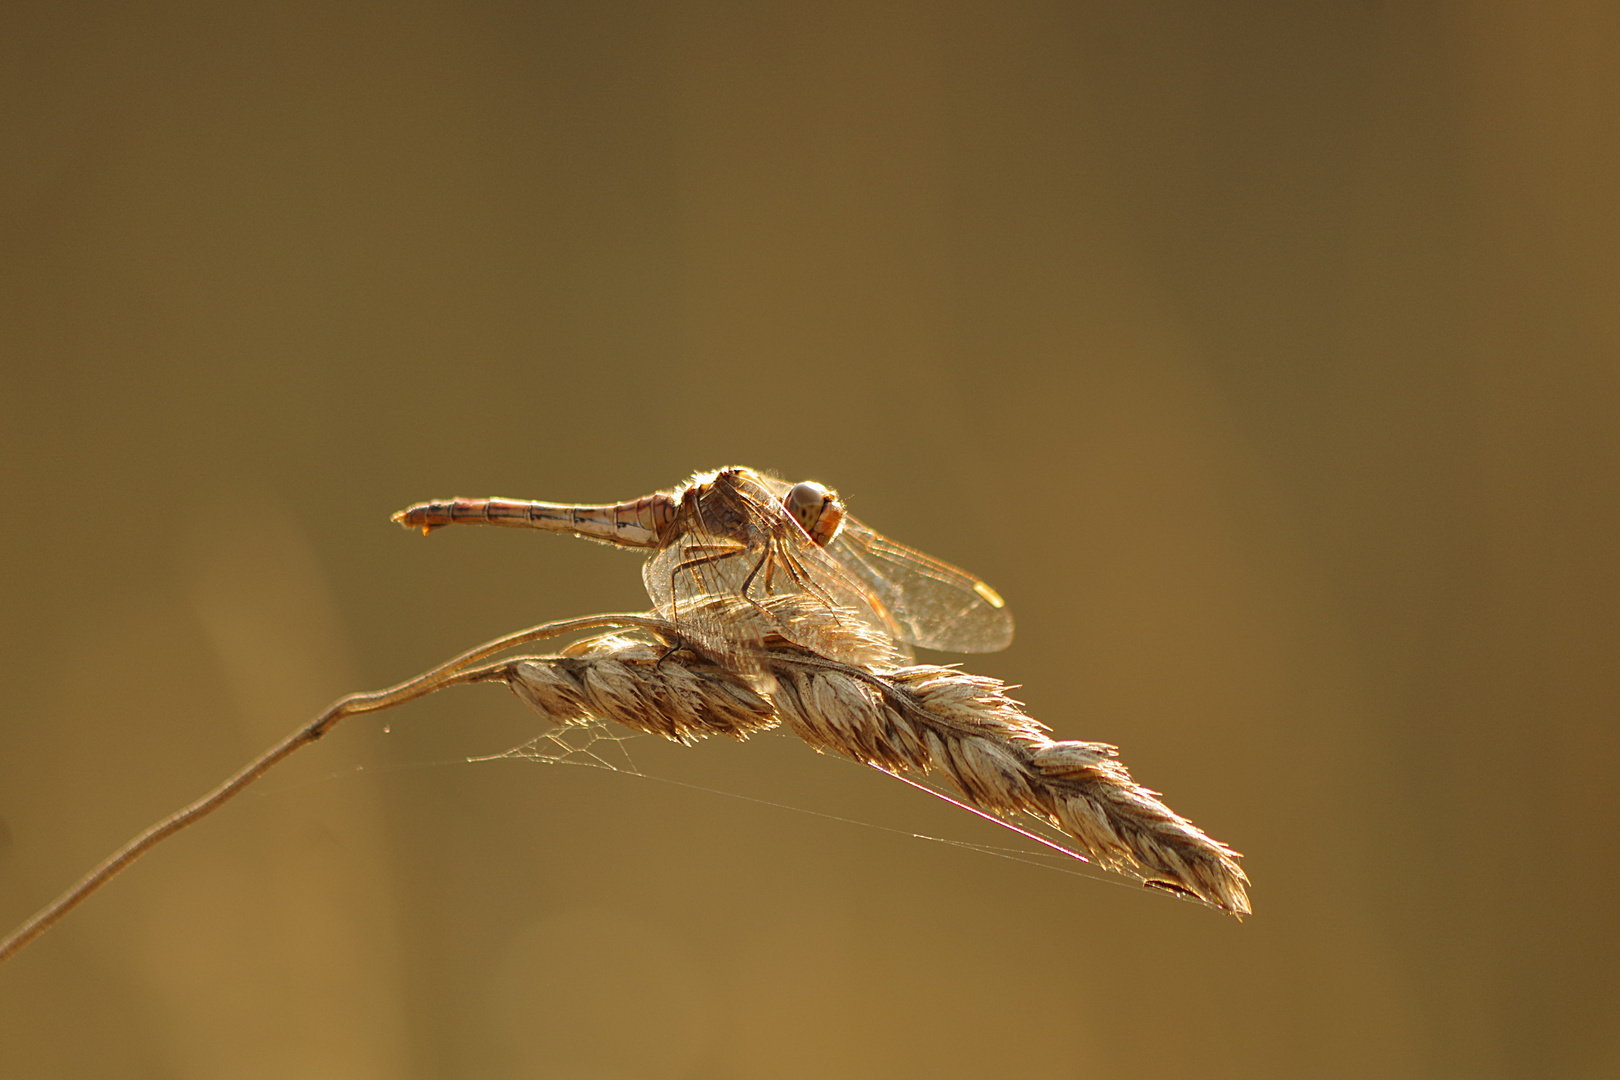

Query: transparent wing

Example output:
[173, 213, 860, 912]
[828, 517, 1014, 653]
[643, 529, 774, 677]
[642, 472, 908, 669]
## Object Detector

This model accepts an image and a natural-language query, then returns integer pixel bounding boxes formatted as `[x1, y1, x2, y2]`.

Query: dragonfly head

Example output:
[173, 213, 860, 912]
[784, 480, 845, 547]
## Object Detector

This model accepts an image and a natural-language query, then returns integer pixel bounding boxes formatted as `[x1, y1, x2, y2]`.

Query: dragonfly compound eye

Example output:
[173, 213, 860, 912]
[785, 481, 844, 546]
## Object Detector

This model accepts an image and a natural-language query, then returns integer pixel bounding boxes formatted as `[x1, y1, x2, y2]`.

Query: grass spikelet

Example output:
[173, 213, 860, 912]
[765, 654, 1249, 914]
[508, 633, 778, 743]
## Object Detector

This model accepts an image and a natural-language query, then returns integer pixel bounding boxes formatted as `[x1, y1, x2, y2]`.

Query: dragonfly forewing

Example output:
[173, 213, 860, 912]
[748, 473, 1014, 654]
[828, 519, 1013, 653]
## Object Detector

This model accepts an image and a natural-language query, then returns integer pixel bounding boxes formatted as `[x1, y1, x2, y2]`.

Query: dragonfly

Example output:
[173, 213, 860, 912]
[393, 466, 1013, 673]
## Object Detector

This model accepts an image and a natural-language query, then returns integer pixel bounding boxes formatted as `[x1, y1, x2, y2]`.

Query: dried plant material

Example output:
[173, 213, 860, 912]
[499, 597, 1250, 916]
[0, 610, 664, 963]
[508, 634, 778, 744]
[773, 662, 1250, 915]
[1, 594, 1250, 966]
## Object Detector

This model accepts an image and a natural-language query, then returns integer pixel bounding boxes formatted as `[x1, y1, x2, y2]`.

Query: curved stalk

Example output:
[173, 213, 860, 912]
[0, 612, 660, 965]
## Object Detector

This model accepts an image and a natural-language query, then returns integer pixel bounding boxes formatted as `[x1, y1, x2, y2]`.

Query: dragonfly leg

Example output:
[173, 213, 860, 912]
[735, 538, 787, 626]
[656, 542, 777, 670]
[778, 549, 842, 612]
[736, 537, 773, 598]
[670, 542, 751, 598]
[667, 542, 755, 626]
[758, 547, 779, 595]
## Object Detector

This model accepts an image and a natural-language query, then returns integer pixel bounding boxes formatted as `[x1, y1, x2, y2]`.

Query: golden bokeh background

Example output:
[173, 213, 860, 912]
[2, 2, 1616, 1077]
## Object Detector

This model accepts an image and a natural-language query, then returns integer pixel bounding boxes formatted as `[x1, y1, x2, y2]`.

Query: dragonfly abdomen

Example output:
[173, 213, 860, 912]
[392, 493, 675, 548]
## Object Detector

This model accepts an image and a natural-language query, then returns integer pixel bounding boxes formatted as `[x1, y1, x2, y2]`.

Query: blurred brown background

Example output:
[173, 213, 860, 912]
[2, 2, 1616, 1077]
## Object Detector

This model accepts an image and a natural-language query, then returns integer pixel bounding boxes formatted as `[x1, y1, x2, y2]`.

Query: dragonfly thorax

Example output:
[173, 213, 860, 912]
[784, 480, 845, 547]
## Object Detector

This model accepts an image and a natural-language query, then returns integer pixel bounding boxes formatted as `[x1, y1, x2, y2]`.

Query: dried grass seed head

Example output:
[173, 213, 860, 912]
[503, 601, 1250, 915]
